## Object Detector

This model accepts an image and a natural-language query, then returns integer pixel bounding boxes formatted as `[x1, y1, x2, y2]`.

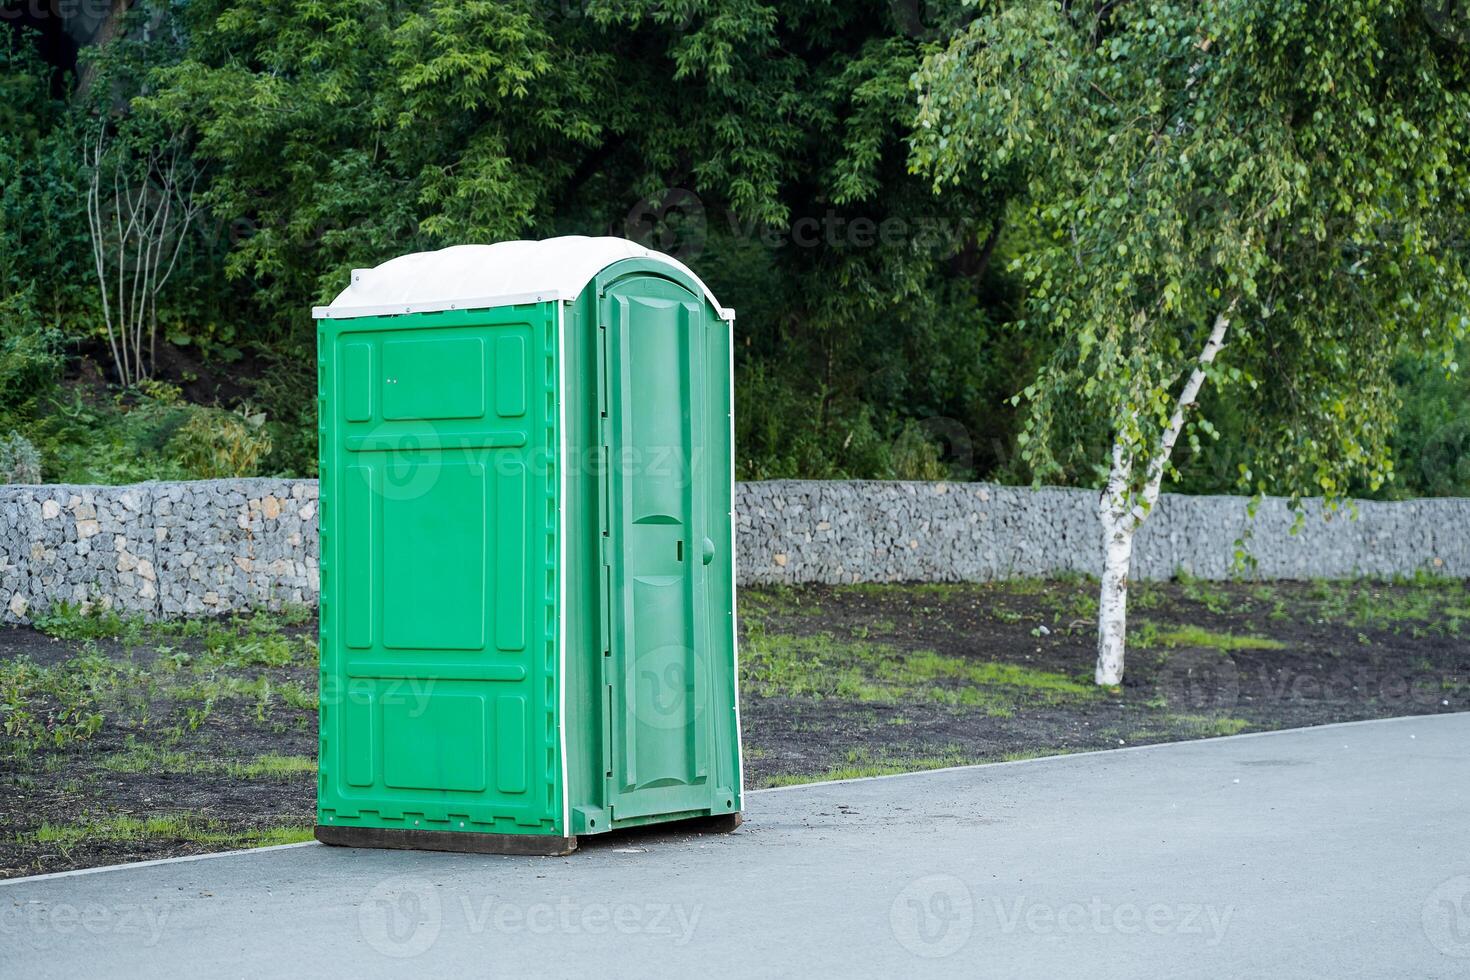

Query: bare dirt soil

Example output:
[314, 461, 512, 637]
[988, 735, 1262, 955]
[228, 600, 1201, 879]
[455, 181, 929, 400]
[2, 577, 1466, 878]
[737, 578, 1469, 786]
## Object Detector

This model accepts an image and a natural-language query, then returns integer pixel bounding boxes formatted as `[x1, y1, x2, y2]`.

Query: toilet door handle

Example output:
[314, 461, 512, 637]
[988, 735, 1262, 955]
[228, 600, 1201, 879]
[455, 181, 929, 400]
[701, 537, 716, 565]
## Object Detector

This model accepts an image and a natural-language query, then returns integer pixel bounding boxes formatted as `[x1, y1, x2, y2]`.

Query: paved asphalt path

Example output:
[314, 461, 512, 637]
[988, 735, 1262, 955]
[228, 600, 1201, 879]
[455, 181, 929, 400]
[4, 713, 1469, 978]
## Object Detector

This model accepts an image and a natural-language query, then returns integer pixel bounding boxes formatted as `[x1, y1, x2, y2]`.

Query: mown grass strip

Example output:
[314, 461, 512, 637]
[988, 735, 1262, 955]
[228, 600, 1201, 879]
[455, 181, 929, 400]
[24, 815, 314, 851]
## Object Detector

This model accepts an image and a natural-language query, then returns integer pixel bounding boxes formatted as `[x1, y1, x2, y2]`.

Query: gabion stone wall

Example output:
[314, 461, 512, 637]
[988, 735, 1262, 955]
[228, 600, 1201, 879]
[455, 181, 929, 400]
[1, 479, 317, 623]
[733, 481, 1470, 585]
[0, 478, 1465, 624]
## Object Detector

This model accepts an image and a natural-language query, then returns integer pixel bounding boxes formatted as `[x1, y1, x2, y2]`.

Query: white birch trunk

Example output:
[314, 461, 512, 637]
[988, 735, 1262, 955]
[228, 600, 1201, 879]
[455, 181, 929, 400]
[1095, 439, 1135, 685]
[1094, 302, 1236, 686]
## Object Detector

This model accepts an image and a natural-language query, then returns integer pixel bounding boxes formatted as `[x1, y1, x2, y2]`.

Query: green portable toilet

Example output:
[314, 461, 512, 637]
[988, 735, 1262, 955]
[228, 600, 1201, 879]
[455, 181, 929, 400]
[311, 237, 742, 855]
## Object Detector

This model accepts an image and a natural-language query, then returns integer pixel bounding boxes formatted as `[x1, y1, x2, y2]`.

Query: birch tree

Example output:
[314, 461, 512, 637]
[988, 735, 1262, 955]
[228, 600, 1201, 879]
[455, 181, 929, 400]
[912, 0, 1470, 684]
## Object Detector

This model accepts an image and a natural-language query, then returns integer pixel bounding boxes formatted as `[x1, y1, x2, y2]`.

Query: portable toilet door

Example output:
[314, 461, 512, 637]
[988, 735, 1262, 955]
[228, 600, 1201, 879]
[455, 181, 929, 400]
[312, 237, 742, 855]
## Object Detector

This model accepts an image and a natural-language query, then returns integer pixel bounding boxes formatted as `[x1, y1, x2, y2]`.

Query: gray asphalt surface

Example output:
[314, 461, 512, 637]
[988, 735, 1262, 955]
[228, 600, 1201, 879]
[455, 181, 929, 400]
[5, 714, 1469, 978]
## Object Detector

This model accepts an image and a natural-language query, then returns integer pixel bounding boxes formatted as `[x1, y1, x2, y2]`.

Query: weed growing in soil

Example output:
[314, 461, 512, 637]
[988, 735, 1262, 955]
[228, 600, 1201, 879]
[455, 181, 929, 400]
[24, 605, 318, 746]
[0, 656, 113, 751]
[1131, 582, 1166, 610]
[1304, 574, 1469, 632]
[1176, 570, 1234, 614]
[31, 603, 140, 643]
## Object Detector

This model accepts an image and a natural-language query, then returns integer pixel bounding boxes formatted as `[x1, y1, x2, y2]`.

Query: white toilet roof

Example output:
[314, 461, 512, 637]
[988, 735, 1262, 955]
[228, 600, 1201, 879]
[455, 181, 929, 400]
[312, 236, 733, 321]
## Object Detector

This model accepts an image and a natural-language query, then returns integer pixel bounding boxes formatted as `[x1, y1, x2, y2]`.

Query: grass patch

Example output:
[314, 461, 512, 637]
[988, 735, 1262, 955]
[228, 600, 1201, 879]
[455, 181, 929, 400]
[95, 742, 316, 781]
[738, 585, 821, 623]
[1134, 622, 1286, 652]
[762, 746, 979, 787]
[1127, 716, 1252, 741]
[998, 747, 1078, 763]
[24, 814, 314, 851]
[100, 746, 315, 780]
[741, 627, 1098, 714]
[169, 675, 315, 716]
[833, 582, 982, 600]
[761, 742, 1087, 786]
[226, 754, 315, 779]
[249, 826, 317, 847]
[1170, 715, 1251, 737]
[95, 742, 197, 774]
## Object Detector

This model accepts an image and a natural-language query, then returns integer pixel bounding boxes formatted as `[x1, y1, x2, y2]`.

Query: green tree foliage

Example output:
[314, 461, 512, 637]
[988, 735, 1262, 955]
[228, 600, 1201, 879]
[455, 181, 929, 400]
[915, 0, 1470, 499]
[134, 0, 1019, 478]
[3, 0, 1467, 499]
[0, 35, 91, 328]
[1388, 340, 1470, 497]
[912, 0, 1470, 682]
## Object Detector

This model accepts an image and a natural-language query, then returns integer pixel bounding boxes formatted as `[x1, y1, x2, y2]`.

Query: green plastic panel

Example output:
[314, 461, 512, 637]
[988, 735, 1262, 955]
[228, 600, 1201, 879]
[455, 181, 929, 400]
[591, 267, 741, 828]
[603, 280, 713, 819]
[317, 304, 563, 836]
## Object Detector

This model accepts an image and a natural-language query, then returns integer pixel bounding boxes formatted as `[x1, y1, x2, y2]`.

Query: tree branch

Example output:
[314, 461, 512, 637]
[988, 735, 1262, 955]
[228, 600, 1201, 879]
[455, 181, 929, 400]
[1138, 296, 1239, 516]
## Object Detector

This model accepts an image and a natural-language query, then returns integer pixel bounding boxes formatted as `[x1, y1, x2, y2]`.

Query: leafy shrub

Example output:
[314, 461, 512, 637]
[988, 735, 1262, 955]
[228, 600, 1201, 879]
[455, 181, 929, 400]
[252, 342, 319, 477]
[0, 291, 63, 413]
[890, 420, 949, 481]
[27, 389, 191, 483]
[166, 406, 273, 478]
[0, 431, 41, 484]
[735, 365, 895, 480]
